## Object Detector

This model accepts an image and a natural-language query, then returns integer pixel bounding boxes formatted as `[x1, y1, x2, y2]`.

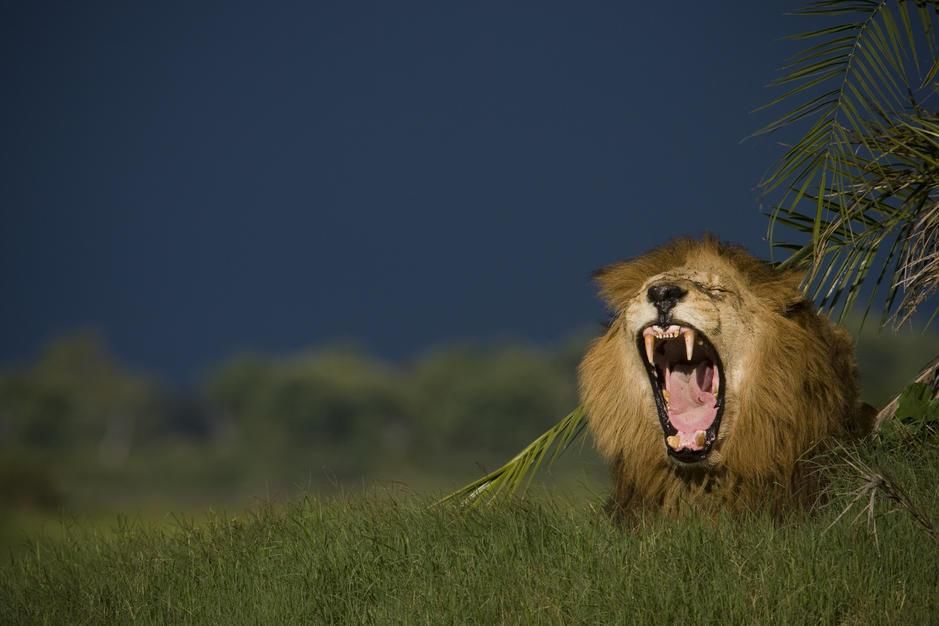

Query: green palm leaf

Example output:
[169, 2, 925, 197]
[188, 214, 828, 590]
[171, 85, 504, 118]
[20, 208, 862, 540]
[434, 406, 587, 506]
[758, 0, 939, 327]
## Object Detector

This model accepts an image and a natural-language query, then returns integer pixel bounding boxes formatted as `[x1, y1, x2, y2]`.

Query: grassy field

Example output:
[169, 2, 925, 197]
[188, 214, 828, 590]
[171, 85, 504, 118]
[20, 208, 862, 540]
[2, 436, 938, 624]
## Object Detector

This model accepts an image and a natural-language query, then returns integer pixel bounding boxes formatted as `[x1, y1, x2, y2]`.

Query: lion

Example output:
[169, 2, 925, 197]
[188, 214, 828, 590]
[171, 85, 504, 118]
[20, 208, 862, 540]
[578, 236, 873, 518]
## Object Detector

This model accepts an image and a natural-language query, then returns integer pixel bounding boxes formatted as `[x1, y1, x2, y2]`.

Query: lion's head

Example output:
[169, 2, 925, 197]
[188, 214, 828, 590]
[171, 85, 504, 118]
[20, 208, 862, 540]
[579, 237, 868, 515]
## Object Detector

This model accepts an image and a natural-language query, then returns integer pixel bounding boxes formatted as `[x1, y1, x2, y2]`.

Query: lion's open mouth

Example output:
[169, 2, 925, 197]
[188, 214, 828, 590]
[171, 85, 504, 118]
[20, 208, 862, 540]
[636, 323, 725, 463]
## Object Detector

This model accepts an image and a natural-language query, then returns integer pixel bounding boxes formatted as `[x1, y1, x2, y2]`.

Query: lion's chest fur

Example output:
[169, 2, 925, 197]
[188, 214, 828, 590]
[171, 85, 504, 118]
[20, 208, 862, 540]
[610, 457, 762, 516]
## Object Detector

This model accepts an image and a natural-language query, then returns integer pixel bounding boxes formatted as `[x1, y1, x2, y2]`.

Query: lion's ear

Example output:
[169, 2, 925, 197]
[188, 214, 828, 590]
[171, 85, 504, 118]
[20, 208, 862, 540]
[592, 262, 633, 309]
[762, 268, 808, 314]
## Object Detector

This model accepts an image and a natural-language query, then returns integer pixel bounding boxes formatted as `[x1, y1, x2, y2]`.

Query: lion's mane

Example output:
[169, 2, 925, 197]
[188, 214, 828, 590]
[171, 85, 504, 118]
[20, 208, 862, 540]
[579, 237, 871, 516]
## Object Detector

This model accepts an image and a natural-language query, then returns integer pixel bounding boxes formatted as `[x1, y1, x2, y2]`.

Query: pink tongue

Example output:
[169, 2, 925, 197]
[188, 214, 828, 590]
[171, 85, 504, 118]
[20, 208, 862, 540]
[666, 362, 717, 433]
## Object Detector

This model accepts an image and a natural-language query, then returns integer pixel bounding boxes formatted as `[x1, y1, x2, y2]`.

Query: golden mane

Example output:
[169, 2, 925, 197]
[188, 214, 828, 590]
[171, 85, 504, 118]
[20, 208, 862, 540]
[579, 237, 870, 517]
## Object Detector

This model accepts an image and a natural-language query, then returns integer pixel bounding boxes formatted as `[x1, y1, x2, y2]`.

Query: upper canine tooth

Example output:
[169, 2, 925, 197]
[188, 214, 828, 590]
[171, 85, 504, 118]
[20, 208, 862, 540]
[644, 334, 655, 364]
[682, 328, 695, 361]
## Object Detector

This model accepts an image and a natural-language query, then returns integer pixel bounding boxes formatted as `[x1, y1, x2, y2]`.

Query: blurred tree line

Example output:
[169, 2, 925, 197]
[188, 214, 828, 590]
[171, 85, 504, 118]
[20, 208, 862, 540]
[0, 332, 585, 509]
[0, 326, 935, 511]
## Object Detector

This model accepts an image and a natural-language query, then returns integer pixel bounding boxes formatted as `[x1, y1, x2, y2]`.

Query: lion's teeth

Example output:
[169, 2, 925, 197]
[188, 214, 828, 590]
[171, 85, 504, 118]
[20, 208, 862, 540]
[662, 389, 670, 405]
[694, 430, 706, 447]
[682, 328, 695, 361]
[644, 334, 655, 364]
[666, 435, 681, 450]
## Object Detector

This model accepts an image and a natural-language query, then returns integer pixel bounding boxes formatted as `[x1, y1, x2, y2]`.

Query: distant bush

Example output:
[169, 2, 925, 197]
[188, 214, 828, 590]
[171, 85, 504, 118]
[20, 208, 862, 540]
[0, 333, 157, 463]
[207, 349, 408, 454]
[408, 346, 576, 454]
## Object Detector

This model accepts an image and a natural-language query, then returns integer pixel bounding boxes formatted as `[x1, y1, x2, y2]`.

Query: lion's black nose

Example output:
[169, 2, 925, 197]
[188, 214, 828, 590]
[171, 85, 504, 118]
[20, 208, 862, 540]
[647, 283, 686, 323]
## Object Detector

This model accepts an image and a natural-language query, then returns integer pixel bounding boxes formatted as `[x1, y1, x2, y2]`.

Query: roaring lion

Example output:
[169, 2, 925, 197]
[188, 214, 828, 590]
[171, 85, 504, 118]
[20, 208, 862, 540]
[579, 237, 873, 517]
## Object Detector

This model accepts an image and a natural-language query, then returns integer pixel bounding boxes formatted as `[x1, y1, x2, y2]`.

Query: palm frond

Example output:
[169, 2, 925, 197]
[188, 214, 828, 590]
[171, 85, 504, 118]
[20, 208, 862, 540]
[433, 406, 587, 507]
[758, 0, 939, 328]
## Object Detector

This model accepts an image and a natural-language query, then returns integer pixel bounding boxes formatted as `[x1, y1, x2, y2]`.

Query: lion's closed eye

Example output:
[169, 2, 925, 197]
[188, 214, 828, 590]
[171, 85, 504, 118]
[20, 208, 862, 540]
[693, 282, 734, 297]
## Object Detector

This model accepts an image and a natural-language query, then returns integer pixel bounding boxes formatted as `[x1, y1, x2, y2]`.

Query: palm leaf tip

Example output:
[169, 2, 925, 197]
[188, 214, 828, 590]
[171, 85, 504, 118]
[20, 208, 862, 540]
[433, 406, 587, 507]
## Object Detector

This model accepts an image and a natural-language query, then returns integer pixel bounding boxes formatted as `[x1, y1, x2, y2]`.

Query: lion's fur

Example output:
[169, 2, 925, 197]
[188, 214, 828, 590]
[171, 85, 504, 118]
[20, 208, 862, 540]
[579, 236, 871, 517]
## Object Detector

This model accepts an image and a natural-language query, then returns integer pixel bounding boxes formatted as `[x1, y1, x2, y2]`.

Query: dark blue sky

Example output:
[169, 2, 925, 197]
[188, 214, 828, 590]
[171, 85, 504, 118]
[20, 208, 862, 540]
[1, 1, 811, 381]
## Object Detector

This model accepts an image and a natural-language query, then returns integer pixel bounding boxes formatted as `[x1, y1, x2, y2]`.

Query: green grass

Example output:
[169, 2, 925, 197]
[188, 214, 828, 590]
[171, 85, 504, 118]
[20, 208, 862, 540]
[2, 440, 938, 625]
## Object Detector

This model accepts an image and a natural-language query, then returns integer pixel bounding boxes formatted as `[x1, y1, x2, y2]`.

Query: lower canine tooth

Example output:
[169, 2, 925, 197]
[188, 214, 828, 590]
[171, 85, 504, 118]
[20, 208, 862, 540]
[666, 435, 681, 450]
[694, 430, 706, 447]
